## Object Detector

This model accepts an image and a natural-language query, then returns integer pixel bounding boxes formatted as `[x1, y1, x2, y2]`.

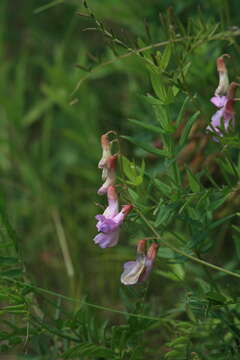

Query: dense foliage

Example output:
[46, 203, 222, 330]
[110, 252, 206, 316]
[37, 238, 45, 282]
[1, 0, 240, 359]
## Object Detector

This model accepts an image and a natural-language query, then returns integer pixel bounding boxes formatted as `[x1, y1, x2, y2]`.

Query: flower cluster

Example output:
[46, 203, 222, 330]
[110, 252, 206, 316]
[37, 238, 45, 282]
[207, 54, 238, 137]
[94, 132, 158, 285]
[94, 132, 133, 248]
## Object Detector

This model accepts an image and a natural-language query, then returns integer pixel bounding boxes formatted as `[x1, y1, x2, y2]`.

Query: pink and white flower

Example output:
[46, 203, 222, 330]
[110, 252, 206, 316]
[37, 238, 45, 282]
[94, 186, 132, 248]
[98, 133, 112, 179]
[120, 239, 158, 285]
[97, 154, 117, 195]
[208, 59, 238, 137]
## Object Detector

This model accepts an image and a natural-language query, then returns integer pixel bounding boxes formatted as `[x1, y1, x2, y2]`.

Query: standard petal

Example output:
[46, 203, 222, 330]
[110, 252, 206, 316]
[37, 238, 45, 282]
[210, 96, 227, 108]
[120, 255, 146, 285]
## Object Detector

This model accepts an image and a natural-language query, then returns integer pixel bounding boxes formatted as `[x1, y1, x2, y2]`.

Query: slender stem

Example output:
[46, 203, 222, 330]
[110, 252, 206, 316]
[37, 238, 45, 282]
[72, 30, 240, 95]
[3, 276, 165, 322]
[72, 37, 187, 95]
[51, 208, 75, 279]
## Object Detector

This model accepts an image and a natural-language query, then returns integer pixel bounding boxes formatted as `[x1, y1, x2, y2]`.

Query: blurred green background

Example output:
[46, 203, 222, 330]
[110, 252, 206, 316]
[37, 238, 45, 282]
[1, 0, 240, 326]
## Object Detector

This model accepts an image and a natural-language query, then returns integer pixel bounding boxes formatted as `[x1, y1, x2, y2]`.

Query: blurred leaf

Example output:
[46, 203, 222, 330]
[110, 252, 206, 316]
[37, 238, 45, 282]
[128, 118, 162, 134]
[159, 44, 171, 71]
[185, 167, 201, 193]
[179, 111, 200, 147]
[121, 135, 169, 157]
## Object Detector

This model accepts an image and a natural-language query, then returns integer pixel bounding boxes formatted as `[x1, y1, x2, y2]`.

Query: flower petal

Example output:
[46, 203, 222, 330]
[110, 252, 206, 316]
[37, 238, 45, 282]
[210, 96, 227, 108]
[207, 108, 224, 135]
[95, 215, 118, 233]
[93, 229, 120, 248]
[120, 255, 146, 285]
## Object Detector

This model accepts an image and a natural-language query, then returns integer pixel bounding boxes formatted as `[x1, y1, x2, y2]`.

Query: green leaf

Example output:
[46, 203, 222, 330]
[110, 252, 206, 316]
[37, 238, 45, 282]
[34, 0, 64, 14]
[121, 156, 144, 186]
[121, 135, 169, 157]
[154, 179, 172, 197]
[209, 213, 236, 229]
[155, 202, 174, 227]
[176, 97, 190, 127]
[185, 167, 201, 193]
[159, 44, 171, 71]
[122, 156, 136, 181]
[128, 188, 139, 202]
[157, 247, 174, 259]
[128, 118, 162, 134]
[0, 256, 18, 265]
[1, 268, 22, 277]
[156, 270, 181, 282]
[206, 291, 226, 304]
[169, 263, 185, 280]
[165, 350, 183, 359]
[22, 99, 52, 127]
[233, 232, 240, 260]
[63, 343, 114, 359]
[168, 336, 189, 347]
[153, 103, 175, 133]
[179, 111, 200, 147]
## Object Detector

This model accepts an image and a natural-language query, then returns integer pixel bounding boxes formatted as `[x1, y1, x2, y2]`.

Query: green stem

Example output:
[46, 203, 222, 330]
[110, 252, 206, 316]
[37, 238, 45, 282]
[3, 276, 165, 322]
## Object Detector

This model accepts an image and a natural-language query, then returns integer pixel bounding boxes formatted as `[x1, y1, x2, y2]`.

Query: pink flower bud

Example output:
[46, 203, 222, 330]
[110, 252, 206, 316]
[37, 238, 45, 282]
[98, 134, 111, 170]
[97, 154, 117, 195]
[122, 204, 133, 216]
[147, 242, 159, 261]
[215, 54, 230, 97]
[137, 239, 147, 254]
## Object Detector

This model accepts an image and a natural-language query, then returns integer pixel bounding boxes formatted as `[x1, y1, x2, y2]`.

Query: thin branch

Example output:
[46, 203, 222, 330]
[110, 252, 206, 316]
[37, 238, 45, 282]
[71, 29, 240, 96]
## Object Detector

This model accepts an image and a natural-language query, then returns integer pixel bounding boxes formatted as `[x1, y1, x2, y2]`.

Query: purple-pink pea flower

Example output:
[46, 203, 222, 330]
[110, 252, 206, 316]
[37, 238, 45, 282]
[207, 81, 238, 136]
[120, 239, 158, 285]
[94, 185, 133, 248]
[207, 53, 238, 137]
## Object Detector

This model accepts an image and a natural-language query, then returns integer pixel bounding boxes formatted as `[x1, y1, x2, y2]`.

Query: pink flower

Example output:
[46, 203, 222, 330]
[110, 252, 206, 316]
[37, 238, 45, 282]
[120, 239, 158, 285]
[97, 154, 117, 195]
[207, 82, 238, 136]
[94, 186, 132, 248]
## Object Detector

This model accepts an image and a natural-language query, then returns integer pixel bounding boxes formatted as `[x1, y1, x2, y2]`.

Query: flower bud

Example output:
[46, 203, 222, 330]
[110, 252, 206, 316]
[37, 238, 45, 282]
[137, 239, 147, 254]
[98, 134, 111, 170]
[215, 54, 230, 96]
[147, 242, 159, 261]
[97, 154, 117, 195]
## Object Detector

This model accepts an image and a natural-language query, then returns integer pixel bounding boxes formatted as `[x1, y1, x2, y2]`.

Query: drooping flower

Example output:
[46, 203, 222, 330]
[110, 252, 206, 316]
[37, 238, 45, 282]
[207, 82, 238, 136]
[120, 239, 158, 285]
[98, 133, 112, 180]
[97, 154, 117, 195]
[210, 54, 230, 108]
[215, 54, 230, 94]
[94, 186, 132, 248]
